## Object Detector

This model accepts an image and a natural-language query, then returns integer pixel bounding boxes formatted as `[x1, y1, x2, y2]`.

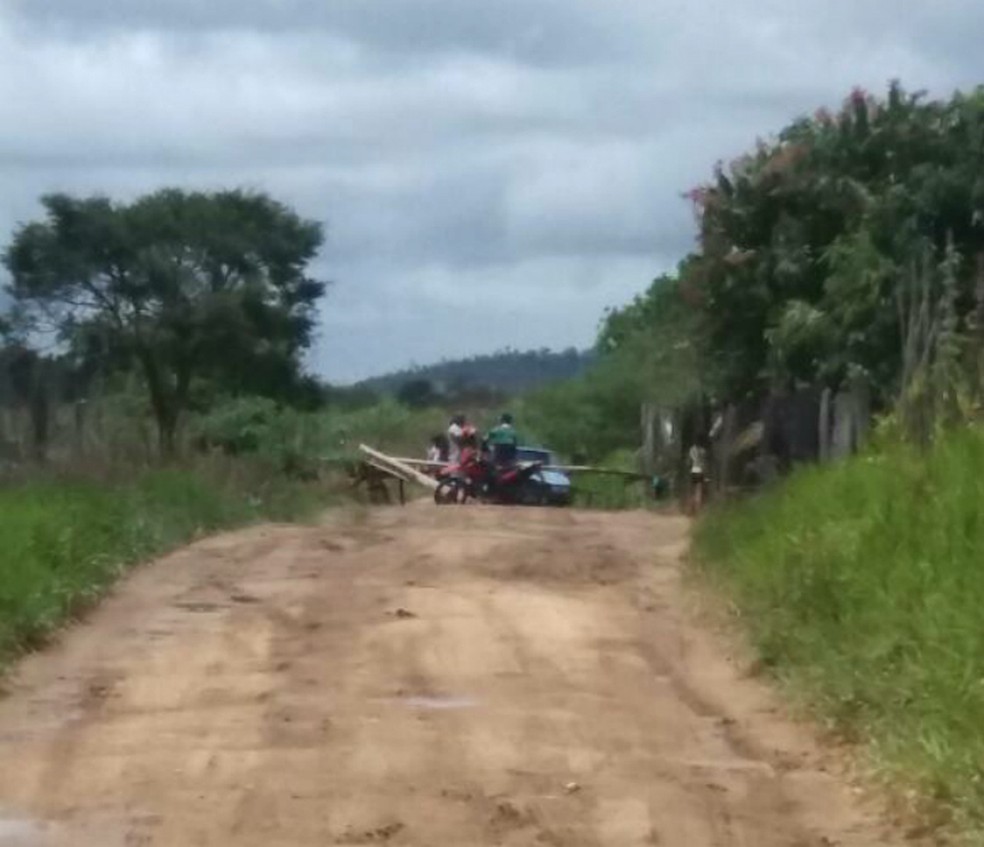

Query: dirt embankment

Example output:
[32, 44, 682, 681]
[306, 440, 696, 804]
[0, 506, 907, 846]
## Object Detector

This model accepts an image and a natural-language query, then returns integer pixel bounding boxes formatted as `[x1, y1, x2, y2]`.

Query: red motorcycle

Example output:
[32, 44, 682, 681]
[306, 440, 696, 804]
[434, 451, 545, 506]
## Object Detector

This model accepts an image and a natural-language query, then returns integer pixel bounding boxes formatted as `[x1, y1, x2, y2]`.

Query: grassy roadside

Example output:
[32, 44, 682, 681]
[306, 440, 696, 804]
[0, 463, 335, 672]
[692, 428, 984, 839]
[570, 448, 655, 509]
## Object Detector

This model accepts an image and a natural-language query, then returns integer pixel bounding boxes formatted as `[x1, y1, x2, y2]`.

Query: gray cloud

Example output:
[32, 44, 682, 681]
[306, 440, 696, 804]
[1, 0, 982, 380]
[11, 1, 674, 67]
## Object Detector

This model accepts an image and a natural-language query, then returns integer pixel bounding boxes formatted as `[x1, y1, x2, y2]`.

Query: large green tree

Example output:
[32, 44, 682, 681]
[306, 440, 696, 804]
[688, 83, 984, 401]
[597, 267, 702, 404]
[4, 189, 327, 454]
[552, 83, 984, 459]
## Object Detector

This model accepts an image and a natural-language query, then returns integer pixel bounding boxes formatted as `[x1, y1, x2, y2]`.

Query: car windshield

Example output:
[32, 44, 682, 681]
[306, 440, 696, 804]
[517, 448, 552, 464]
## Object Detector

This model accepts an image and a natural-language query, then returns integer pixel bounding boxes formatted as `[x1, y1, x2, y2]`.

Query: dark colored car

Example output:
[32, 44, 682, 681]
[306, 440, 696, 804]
[517, 447, 572, 506]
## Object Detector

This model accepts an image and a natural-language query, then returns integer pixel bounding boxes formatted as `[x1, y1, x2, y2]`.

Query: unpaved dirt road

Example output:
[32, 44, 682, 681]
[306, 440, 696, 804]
[0, 506, 905, 846]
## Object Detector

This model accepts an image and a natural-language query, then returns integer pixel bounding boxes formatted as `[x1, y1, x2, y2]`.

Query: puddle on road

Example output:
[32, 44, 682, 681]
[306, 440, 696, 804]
[0, 816, 45, 845]
[388, 695, 479, 711]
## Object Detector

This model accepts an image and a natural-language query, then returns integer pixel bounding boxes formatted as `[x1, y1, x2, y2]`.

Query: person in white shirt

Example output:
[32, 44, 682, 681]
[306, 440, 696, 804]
[688, 442, 709, 514]
[447, 413, 466, 465]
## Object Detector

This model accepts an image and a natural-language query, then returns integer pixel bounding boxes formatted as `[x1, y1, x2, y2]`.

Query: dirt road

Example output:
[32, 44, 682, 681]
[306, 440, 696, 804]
[0, 506, 903, 846]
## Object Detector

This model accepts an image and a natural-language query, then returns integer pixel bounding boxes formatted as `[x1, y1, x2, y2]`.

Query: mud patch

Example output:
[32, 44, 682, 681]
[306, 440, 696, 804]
[333, 821, 405, 844]
[478, 539, 637, 586]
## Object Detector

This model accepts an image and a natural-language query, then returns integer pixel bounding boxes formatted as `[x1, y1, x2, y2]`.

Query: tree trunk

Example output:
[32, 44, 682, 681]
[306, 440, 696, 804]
[640, 403, 657, 477]
[157, 415, 177, 458]
[974, 252, 984, 402]
[716, 405, 736, 495]
[818, 388, 832, 463]
[74, 399, 87, 456]
[29, 361, 50, 464]
[137, 348, 180, 460]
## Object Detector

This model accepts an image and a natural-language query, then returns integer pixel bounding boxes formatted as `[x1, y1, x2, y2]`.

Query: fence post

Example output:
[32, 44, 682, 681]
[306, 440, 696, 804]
[832, 392, 848, 459]
[852, 379, 871, 450]
[818, 388, 832, 463]
[640, 402, 657, 477]
[714, 405, 736, 496]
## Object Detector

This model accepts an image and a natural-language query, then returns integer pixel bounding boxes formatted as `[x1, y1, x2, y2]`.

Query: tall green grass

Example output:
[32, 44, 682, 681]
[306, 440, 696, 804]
[191, 397, 456, 468]
[694, 428, 984, 837]
[570, 448, 658, 510]
[0, 465, 330, 670]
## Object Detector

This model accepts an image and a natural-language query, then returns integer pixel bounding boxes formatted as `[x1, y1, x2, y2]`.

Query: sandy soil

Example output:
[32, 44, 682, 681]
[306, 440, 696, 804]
[0, 505, 907, 846]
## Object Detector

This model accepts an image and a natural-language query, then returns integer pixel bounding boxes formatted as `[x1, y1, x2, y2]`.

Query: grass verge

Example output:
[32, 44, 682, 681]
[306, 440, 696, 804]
[693, 427, 984, 839]
[0, 462, 334, 671]
[571, 448, 661, 510]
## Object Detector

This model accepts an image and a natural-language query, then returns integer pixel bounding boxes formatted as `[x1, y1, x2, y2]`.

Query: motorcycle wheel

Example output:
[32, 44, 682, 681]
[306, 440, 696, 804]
[434, 478, 467, 505]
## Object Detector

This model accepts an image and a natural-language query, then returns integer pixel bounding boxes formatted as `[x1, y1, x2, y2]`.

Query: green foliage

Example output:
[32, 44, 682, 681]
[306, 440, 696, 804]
[687, 83, 984, 400]
[573, 474, 639, 510]
[313, 399, 449, 460]
[0, 465, 328, 669]
[519, 362, 643, 461]
[522, 274, 699, 461]
[322, 383, 380, 411]
[599, 272, 702, 403]
[893, 237, 980, 446]
[193, 396, 285, 455]
[191, 396, 324, 479]
[396, 378, 439, 409]
[571, 449, 655, 510]
[3, 189, 327, 453]
[569, 82, 984, 465]
[192, 396, 448, 467]
[694, 428, 984, 835]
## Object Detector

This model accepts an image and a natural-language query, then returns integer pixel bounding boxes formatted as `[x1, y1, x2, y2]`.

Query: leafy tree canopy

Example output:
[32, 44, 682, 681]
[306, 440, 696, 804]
[686, 82, 984, 399]
[4, 189, 327, 453]
[534, 83, 984, 460]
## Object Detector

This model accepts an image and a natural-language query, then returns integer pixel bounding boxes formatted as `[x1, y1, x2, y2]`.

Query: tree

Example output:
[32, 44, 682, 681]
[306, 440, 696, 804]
[4, 189, 327, 455]
[597, 268, 703, 404]
[687, 83, 984, 402]
[396, 378, 439, 409]
[541, 83, 984, 460]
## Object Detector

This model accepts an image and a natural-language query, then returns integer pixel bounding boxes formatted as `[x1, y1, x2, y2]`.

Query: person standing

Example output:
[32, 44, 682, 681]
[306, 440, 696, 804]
[447, 413, 466, 465]
[426, 434, 448, 467]
[486, 412, 520, 467]
[688, 441, 708, 515]
[458, 425, 479, 467]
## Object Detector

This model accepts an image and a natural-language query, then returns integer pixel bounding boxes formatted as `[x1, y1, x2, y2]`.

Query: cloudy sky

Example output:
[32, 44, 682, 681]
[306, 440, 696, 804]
[1, 1, 981, 381]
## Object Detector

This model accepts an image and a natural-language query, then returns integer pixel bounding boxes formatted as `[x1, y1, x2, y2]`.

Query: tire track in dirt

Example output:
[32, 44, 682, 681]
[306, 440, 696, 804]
[0, 506, 910, 846]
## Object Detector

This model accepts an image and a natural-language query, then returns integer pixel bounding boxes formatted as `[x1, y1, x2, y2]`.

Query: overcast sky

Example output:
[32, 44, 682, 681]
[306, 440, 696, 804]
[1, 1, 981, 381]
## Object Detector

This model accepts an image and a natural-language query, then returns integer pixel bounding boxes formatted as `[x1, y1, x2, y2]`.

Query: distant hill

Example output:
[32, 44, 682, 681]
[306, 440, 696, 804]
[359, 348, 595, 396]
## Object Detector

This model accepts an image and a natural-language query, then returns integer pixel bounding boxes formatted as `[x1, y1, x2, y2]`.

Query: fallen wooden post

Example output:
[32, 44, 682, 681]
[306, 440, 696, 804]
[365, 458, 409, 505]
[392, 455, 648, 480]
[366, 458, 412, 482]
[358, 444, 439, 491]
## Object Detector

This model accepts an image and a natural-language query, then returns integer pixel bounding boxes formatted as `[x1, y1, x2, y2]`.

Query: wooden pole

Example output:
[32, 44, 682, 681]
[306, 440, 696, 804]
[359, 444, 439, 491]
[640, 402, 657, 477]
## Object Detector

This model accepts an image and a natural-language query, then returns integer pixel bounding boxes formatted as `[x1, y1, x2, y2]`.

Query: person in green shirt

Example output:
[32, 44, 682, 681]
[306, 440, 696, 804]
[485, 413, 520, 466]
